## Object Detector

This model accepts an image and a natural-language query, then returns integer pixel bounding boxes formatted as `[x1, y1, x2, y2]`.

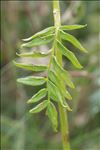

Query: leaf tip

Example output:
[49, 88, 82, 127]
[68, 107, 72, 112]
[68, 96, 72, 101]
[84, 49, 88, 53]
[81, 24, 87, 28]
[77, 64, 83, 69]
[12, 60, 16, 65]
[16, 52, 20, 56]
[81, 47, 88, 53]
[17, 78, 21, 83]
[84, 24, 87, 27]
[29, 109, 33, 113]
[22, 38, 27, 42]
[27, 99, 31, 104]
[71, 82, 75, 89]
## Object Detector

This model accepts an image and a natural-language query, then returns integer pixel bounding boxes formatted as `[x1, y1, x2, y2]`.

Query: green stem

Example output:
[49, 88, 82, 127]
[53, 1, 71, 150]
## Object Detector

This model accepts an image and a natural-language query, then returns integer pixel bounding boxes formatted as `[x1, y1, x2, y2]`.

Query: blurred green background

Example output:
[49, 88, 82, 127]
[1, 1, 100, 150]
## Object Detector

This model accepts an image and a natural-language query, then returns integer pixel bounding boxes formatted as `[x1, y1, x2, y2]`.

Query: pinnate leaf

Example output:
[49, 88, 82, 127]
[17, 76, 46, 86]
[60, 30, 87, 53]
[48, 70, 72, 100]
[46, 102, 58, 132]
[16, 49, 52, 58]
[52, 56, 74, 88]
[23, 26, 55, 42]
[29, 100, 48, 113]
[48, 80, 67, 106]
[21, 34, 54, 48]
[60, 24, 87, 31]
[57, 40, 83, 69]
[48, 70, 59, 86]
[48, 80, 62, 102]
[62, 100, 72, 111]
[13, 61, 47, 72]
[64, 90, 72, 100]
[27, 88, 47, 104]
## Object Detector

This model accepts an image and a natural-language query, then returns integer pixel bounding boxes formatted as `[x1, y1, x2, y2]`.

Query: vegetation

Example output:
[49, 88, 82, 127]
[1, 1, 100, 150]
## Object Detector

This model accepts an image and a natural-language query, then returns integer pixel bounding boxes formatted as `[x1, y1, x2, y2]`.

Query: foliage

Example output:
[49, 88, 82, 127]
[14, 21, 87, 133]
[1, 1, 100, 150]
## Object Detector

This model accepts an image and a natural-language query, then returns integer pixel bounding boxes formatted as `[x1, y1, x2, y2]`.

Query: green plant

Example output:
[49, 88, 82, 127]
[14, 0, 87, 149]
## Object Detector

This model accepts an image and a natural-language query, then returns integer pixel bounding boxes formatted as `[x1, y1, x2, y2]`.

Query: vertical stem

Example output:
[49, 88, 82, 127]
[53, 1, 71, 150]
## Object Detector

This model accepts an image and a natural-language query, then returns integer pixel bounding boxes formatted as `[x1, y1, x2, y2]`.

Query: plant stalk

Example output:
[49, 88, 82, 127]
[53, 1, 71, 150]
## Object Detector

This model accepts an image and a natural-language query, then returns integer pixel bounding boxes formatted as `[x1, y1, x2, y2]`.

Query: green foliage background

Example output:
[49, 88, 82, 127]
[1, 1, 100, 150]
